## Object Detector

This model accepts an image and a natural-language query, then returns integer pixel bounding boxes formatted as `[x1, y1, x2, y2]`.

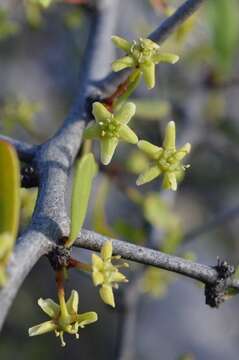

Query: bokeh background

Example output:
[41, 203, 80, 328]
[1, 0, 239, 359]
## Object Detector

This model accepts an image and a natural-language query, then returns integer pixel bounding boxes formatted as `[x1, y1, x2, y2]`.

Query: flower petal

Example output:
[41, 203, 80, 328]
[100, 138, 118, 165]
[92, 253, 104, 269]
[92, 270, 104, 286]
[111, 271, 127, 283]
[111, 35, 132, 52]
[175, 143, 191, 161]
[153, 52, 179, 64]
[77, 311, 98, 328]
[137, 140, 163, 159]
[115, 102, 136, 124]
[28, 320, 57, 337]
[92, 102, 112, 123]
[162, 172, 177, 191]
[141, 62, 155, 89]
[38, 298, 59, 318]
[101, 240, 113, 260]
[66, 290, 79, 314]
[99, 285, 115, 308]
[136, 165, 161, 186]
[112, 56, 135, 72]
[84, 123, 100, 139]
[118, 124, 138, 144]
[163, 121, 176, 150]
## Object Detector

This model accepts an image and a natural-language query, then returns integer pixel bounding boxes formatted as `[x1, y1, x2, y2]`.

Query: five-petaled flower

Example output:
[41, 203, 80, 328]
[28, 290, 98, 347]
[111, 36, 179, 89]
[136, 121, 191, 191]
[84, 101, 138, 165]
[92, 240, 129, 308]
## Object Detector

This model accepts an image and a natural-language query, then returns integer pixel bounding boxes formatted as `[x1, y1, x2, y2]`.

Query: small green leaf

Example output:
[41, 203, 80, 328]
[67, 153, 98, 247]
[207, 0, 239, 74]
[0, 140, 20, 239]
[0, 140, 20, 286]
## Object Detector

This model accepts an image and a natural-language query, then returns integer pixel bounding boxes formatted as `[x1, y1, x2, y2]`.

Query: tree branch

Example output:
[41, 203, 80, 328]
[96, 0, 206, 97]
[0, 0, 208, 331]
[0, 0, 119, 331]
[0, 134, 38, 162]
[75, 229, 239, 289]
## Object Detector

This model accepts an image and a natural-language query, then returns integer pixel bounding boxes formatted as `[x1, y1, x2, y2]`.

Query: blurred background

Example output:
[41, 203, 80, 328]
[1, 0, 239, 359]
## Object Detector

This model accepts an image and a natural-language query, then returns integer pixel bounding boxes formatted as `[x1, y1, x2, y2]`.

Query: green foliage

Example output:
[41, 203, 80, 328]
[0, 97, 41, 138]
[29, 0, 54, 8]
[206, 0, 239, 75]
[113, 219, 146, 245]
[91, 177, 115, 237]
[67, 152, 98, 247]
[0, 8, 19, 40]
[20, 188, 38, 229]
[143, 192, 182, 253]
[132, 99, 171, 121]
[64, 9, 83, 29]
[141, 266, 174, 298]
[126, 149, 149, 174]
[0, 141, 20, 286]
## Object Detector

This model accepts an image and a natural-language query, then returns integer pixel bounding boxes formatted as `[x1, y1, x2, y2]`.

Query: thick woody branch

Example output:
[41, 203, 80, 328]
[0, 0, 118, 330]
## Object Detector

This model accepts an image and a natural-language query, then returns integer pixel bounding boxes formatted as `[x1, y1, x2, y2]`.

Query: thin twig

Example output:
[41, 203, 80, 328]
[75, 229, 239, 289]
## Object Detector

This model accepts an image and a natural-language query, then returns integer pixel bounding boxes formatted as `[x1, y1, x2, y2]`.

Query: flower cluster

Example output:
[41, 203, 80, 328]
[111, 36, 179, 89]
[136, 121, 191, 190]
[29, 290, 97, 347]
[92, 240, 129, 308]
[84, 101, 138, 165]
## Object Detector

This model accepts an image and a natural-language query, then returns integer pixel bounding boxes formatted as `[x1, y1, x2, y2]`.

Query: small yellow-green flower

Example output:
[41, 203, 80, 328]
[28, 290, 98, 347]
[92, 240, 128, 308]
[136, 121, 191, 191]
[111, 36, 179, 89]
[84, 102, 138, 165]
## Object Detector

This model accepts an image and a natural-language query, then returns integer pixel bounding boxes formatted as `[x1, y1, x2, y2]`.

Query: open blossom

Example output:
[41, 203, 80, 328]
[111, 36, 179, 89]
[84, 101, 138, 165]
[28, 290, 97, 347]
[92, 240, 129, 308]
[136, 121, 191, 191]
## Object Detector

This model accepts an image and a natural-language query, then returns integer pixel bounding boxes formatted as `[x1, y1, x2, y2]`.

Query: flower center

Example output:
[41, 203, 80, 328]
[99, 116, 120, 139]
[130, 38, 159, 64]
[158, 149, 182, 172]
